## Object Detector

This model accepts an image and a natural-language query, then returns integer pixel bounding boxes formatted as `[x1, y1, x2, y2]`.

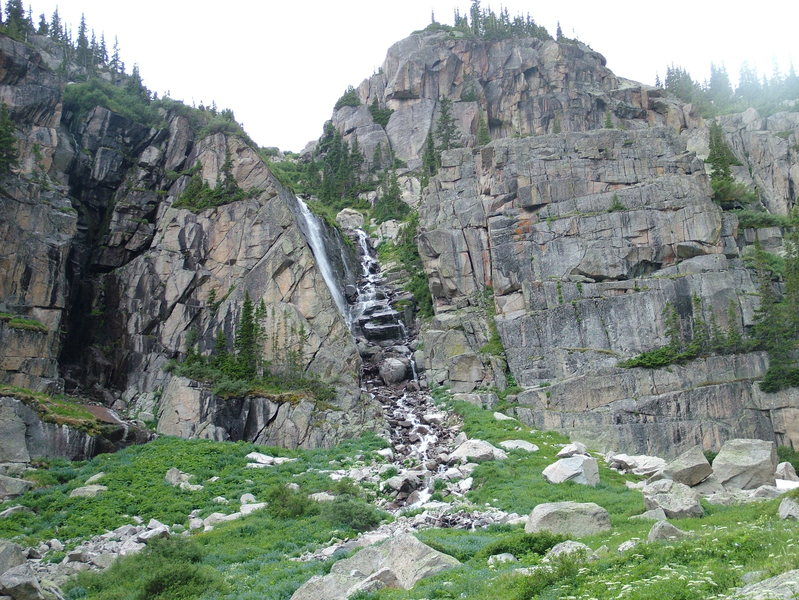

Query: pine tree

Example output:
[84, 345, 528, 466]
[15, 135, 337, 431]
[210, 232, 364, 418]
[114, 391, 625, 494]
[556, 22, 563, 40]
[48, 8, 61, 41]
[435, 96, 459, 152]
[477, 113, 490, 145]
[725, 298, 742, 352]
[234, 292, 257, 379]
[36, 13, 47, 34]
[421, 130, 439, 176]
[708, 63, 733, 107]
[0, 103, 18, 175]
[75, 14, 90, 68]
[110, 36, 121, 72]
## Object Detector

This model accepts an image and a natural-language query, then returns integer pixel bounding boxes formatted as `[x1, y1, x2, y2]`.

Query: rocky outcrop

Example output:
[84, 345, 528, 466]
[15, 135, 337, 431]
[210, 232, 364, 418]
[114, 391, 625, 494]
[0, 32, 378, 450]
[417, 121, 796, 456]
[330, 32, 689, 168]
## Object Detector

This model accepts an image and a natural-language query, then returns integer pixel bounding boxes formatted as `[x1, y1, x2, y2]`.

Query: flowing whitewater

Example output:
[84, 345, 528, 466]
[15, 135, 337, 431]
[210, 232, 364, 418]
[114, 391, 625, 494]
[295, 197, 350, 320]
[347, 226, 458, 509]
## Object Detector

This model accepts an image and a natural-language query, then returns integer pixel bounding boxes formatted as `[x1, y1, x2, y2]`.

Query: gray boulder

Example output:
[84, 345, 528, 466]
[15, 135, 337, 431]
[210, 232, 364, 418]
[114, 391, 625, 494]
[647, 520, 689, 542]
[557, 442, 588, 458]
[542, 456, 599, 486]
[499, 440, 539, 452]
[0, 474, 32, 500]
[379, 358, 409, 385]
[487, 553, 517, 565]
[0, 542, 26, 576]
[290, 534, 460, 600]
[525, 502, 611, 537]
[642, 479, 704, 518]
[335, 208, 364, 229]
[730, 569, 799, 599]
[450, 439, 507, 463]
[776, 462, 799, 482]
[544, 540, 595, 561]
[0, 564, 45, 600]
[662, 445, 712, 486]
[778, 497, 799, 520]
[712, 439, 777, 490]
[69, 485, 107, 498]
[629, 508, 668, 521]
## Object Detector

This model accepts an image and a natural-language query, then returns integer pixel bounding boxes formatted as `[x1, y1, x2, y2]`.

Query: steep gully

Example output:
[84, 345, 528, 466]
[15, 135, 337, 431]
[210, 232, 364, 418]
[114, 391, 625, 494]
[296, 199, 459, 509]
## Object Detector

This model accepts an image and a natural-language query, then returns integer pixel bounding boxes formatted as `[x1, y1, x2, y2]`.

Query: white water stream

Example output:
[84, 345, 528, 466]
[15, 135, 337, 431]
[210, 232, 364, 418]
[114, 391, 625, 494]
[296, 197, 350, 321]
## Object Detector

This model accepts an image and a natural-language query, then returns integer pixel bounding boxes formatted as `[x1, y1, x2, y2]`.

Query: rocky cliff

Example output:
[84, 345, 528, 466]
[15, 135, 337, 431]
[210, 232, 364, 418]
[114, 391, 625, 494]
[0, 33, 379, 449]
[320, 29, 799, 457]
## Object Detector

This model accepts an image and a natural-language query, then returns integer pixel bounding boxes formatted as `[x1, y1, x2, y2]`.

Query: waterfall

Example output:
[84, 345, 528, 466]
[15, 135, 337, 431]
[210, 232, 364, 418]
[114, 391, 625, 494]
[295, 197, 349, 321]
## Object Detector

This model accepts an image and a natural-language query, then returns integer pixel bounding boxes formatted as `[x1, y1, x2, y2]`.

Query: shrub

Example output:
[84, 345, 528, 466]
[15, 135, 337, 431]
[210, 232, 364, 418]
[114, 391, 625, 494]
[265, 485, 318, 519]
[63, 78, 160, 127]
[733, 209, 792, 229]
[475, 531, 565, 560]
[7, 317, 48, 332]
[319, 497, 383, 532]
[368, 99, 393, 127]
[334, 86, 361, 110]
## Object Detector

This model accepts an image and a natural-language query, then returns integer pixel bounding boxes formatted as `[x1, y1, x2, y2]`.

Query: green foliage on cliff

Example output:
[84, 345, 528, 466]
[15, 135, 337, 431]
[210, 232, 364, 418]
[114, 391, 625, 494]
[0, 103, 19, 174]
[450, 2, 552, 41]
[334, 86, 361, 110]
[63, 78, 159, 127]
[172, 153, 256, 212]
[0, 385, 104, 435]
[372, 171, 410, 224]
[369, 99, 394, 128]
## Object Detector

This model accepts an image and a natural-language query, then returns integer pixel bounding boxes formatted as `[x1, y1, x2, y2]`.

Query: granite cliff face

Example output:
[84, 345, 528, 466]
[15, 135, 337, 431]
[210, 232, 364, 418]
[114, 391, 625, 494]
[0, 33, 378, 449]
[321, 30, 799, 456]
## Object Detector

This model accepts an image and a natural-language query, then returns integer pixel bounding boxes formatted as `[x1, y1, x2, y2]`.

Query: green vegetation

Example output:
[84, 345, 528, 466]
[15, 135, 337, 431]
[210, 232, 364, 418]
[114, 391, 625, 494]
[662, 62, 799, 119]
[706, 120, 758, 209]
[450, 2, 552, 41]
[733, 209, 793, 229]
[369, 99, 394, 128]
[435, 96, 459, 153]
[172, 153, 255, 212]
[0, 385, 104, 435]
[168, 294, 336, 402]
[0, 102, 18, 175]
[620, 297, 748, 369]
[372, 171, 410, 224]
[0, 312, 48, 332]
[334, 86, 361, 110]
[377, 212, 434, 318]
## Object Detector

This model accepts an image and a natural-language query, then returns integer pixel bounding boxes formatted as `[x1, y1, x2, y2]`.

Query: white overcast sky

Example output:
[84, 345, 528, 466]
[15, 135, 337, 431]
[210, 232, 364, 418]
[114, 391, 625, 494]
[29, 1, 799, 152]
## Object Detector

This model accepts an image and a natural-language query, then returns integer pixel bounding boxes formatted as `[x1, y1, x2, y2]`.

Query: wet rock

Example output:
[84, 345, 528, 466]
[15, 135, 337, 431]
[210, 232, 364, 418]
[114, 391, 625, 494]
[525, 501, 611, 538]
[712, 439, 777, 490]
[380, 358, 409, 385]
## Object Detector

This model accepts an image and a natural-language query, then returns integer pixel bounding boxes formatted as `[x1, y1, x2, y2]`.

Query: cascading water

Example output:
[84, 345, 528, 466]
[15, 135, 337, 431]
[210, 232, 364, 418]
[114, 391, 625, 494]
[295, 197, 350, 320]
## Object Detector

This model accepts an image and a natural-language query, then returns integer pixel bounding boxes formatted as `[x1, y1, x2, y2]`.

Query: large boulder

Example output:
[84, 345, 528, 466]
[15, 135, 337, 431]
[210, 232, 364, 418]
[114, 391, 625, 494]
[642, 479, 704, 518]
[0, 474, 32, 501]
[525, 502, 611, 538]
[542, 456, 599, 486]
[335, 208, 364, 229]
[662, 445, 712, 486]
[712, 439, 777, 490]
[776, 462, 799, 482]
[379, 358, 409, 385]
[450, 439, 507, 463]
[647, 520, 689, 542]
[0, 541, 26, 576]
[0, 564, 45, 600]
[290, 534, 460, 600]
[778, 498, 799, 521]
[499, 440, 539, 452]
[730, 569, 799, 599]
[607, 454, 665, 477]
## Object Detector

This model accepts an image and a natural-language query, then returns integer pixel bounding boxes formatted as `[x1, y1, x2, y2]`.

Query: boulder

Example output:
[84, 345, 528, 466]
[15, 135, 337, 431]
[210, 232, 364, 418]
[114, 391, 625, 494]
[647, 521, 689, 542]
[69, 485, 107, 498]
[493, 412, 515, 421]
[499, 440, 539, 452]
[0, 505, 30, 519]
[85, 472, 105, 484]
[379, 358, 409, 385]
[775, 462, 799, 482]
[607, 454, 665, 477]
[544, 541, 594, 561]
[662, 445, 712, 486]
[542, 456, 599, 486]
[778, 497, 799, 520]
[164, 467, 202, 490]
[309, 492, 337, 502]
[642, 479, 704, 518]
[0, 564, 45, 600]
[450, 439, 507, 463]
[629, 508, 668, 521]
[525, 502, 611, 537]
[0, 542, 26, 576]
[712, 439, 777, 490]
[557, 442, 588, 458]
[487, 553, 517, 565]
[731, 569, 799, 599]
[240, 502, 267, 515]
[240, 493, 257, 505]
[335, 208, 364, 229]
[290, 534, 460, 600]
[0, 474, 32, 500]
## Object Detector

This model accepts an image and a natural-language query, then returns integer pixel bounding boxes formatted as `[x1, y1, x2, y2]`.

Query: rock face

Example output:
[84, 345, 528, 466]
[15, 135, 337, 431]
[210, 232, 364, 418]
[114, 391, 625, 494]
[0, 32, 378, 450]
[525, 501, 611, 537]
[290, 534, 460, 600]
[712, 439, 778, 490]
[416, 113, 795, 456]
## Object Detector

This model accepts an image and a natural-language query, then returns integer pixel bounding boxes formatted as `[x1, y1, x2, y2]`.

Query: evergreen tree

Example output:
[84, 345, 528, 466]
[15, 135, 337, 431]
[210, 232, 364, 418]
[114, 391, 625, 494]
[75, 14, 90, 68]
[36, 12, 46, 34]
[110, 36, 121, 72]
[556, 22, 563, 40]
[0, 103, 18, 175]
[48, 8, 61, 41]
[435, 96, 459, 152]
[421, 130, 439, 176]
[234, 292, 258, 379]
[4, 0, 25, 37]
[708, 63, 732, 107]
[477, 113, 490, 145]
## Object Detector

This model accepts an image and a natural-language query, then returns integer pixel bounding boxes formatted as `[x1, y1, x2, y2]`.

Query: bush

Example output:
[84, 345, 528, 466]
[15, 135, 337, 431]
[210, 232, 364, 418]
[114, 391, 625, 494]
[733, 209, 792, 229]
[475, 531, 565, 560]
[63, 78, 160, 127]
[368, 99, 393, 127]
[7, 317, 48, 332]
[334, 86, 361, 110]
[319, 497, 383, 532]
[265, 485, 318, 519]
[619, 345, 698, 368]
